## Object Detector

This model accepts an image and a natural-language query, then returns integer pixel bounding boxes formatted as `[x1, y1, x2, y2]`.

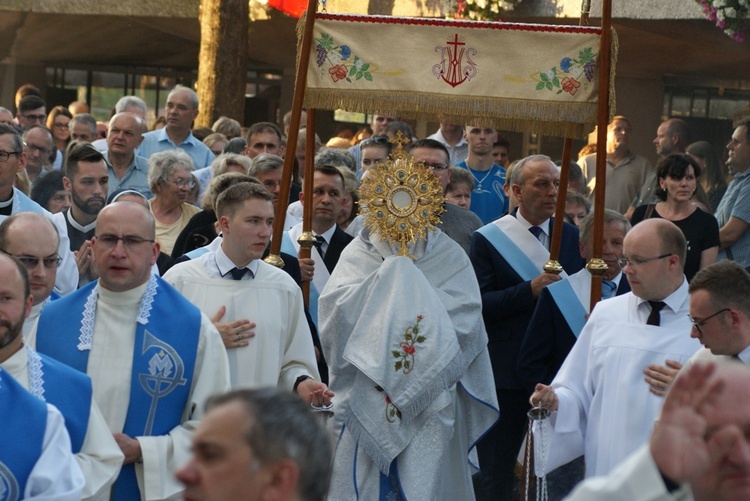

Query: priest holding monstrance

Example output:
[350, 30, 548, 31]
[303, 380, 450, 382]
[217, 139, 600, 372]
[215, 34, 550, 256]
[319, 144, 499, 500]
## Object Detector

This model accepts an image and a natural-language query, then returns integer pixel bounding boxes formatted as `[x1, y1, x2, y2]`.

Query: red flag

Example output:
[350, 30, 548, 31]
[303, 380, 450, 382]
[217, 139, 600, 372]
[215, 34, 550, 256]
[267, 0, 307, 17]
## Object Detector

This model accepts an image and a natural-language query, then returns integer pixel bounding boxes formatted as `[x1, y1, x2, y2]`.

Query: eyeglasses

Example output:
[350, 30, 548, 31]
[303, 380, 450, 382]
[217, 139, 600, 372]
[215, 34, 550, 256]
[169, 178, 196, 188]
[53, 123, 69, 130]
[361, 136, 390, 147]
[20, 113, 46, 122]
[4, 253, 62, 270]
[421, 162, 449, 171]
[95, 234, 155, 249]
[0, 150, 21, 162]
[24, 142, 53, 156]
[688, 308, 730, 335]
[617, 253, 672, 268]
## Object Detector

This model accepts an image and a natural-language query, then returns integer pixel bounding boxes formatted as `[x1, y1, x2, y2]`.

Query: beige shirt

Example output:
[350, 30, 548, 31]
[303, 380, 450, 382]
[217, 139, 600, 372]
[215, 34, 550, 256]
[152, 203, 202, 256]
[579, 152, 653, 214]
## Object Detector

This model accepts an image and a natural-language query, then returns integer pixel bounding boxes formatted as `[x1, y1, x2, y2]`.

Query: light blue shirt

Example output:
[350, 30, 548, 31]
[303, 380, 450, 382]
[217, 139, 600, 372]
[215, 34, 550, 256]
[104, 151, 153, 199]
[137, 129, 215, 170]
[716, 169, 750, 267]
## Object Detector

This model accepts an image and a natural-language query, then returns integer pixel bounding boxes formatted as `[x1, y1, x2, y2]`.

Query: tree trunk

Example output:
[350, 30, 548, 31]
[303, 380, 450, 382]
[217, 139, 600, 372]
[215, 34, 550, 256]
[196, 0, 249, 128]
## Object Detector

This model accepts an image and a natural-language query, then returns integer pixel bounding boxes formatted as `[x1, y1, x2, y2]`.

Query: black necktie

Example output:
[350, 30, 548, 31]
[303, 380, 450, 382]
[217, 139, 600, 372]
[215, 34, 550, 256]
[529, 226, 543, 241]
[314, 235, 326, 258]
[647, 301, 666, 326]
[229, 267, 247, 281]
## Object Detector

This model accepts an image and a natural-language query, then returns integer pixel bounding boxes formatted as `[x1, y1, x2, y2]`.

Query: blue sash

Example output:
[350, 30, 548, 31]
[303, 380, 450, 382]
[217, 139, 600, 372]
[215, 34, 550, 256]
[36, 352, 92, 453]
[546, 279, 588, 338]
[281, 232, 320, 327]
[36, 276, 201, 500]
[185, 246, 210, 260]
[0, 369, 46, 501]
[476, 223, 540, 281]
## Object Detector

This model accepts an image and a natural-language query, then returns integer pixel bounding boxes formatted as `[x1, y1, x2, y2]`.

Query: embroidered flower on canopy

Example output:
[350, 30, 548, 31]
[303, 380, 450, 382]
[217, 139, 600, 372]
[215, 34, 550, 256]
[533, 47, 597, 96]
[314, 32, 374, 83]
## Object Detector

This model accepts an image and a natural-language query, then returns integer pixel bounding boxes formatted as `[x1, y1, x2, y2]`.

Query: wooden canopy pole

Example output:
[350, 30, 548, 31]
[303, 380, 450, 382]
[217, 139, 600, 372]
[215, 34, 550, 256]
[296, 110, 317, 305]
[265, 0, 317, 269]
[588, 0, 613, 311]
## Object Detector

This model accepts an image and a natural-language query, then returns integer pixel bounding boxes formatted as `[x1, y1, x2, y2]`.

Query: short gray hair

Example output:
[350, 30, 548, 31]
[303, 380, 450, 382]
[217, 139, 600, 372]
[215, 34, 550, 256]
[510, 154, 553, 186]
[579, 208, 630, 244]
[212, 116, 242, 139]
[314, 147, 356, 173]
[168, 85, 199, 109]
[206, 388, 333, 501]
[147, 149, 195, 192]
[211, 153, 251, 177]
[115, 96, 148, 116]
[248, 153, 284, 177]
[70, 113, 97, 137]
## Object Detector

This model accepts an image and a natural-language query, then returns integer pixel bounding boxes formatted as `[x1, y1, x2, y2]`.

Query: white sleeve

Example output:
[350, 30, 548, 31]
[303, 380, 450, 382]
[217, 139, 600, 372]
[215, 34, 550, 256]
[48, 211, 78, 296]
[78, 399, 124, 500]
[278, 287, 320, 391]
[135, 314, 230, 500]
[564, 446, 687, 501]
[24, 405, 85, 500]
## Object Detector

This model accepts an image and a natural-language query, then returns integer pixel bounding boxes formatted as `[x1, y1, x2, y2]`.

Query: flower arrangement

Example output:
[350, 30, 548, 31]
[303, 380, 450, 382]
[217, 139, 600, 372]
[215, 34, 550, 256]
[451, 0, 523, 21]
[695, 0, 750, 42]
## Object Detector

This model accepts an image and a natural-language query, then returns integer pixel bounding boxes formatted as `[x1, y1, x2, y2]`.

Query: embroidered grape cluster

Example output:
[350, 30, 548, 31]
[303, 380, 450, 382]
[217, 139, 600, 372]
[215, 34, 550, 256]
[315, 44, 326, 68]
[583, 60, 595, 82]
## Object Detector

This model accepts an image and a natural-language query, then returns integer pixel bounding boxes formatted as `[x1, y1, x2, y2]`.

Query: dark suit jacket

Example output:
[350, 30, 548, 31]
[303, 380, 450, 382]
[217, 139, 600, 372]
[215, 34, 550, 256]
[321, 226, 354, 274]
[470, 214, 584, 391]
[517, 274, 631, 392]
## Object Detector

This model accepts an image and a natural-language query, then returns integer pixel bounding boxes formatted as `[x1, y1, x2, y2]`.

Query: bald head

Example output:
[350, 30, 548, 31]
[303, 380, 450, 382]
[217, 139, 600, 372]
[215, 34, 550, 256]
[0, 213, 59, 305]
[97, 202, 155, 239]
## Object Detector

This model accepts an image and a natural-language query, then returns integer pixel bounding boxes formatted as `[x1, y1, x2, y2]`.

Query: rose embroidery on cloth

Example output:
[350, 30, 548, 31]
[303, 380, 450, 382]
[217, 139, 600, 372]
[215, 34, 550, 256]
[534, 47, 596, 96]
[375, 385, 403, 423]
[315, 32, 374, 83]
[392, 315, 425, 374]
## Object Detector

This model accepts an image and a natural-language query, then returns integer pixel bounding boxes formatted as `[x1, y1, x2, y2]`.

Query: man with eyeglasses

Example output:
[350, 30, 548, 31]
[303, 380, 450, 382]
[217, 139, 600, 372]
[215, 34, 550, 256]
[36, 201, 230, 500]
[62, 143, 109, 287]
[16, 95, 46, 130]
[0, 123, 78, 296]
[22, 125, 55, 182]
[138, 85, 215, 170]
[676, 260, 750, 370]
[409, 138, 482, 254]
[530, 218, 701, 480]
[0, 219, 124, 498]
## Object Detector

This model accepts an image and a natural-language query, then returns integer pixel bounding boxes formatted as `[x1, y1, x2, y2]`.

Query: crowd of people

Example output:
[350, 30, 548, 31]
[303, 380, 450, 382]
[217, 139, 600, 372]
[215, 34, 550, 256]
[0, 79, 749, 501]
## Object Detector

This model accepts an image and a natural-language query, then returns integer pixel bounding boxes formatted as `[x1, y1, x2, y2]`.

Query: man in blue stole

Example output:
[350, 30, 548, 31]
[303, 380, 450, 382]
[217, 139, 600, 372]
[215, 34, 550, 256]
[469, 155, 584, 500]
[0, 123, 78, 296]
[0, 235, 123, 499]
[0, 254, 84, 500]
[36, 201, 230, 501]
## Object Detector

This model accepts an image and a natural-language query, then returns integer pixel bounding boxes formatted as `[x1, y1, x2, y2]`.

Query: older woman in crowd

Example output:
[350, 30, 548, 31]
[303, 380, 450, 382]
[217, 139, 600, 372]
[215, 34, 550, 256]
[30, 170, 71, 213]
[148, 150, 203, 255]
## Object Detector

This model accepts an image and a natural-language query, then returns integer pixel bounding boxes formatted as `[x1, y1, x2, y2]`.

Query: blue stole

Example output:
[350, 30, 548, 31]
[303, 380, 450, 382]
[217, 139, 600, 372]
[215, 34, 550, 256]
[281, 232, 321, 327]
[36, 352, 92, 453]
[36, 276, 201, 500]
[546, 280, 588, 338]
[0, 369, 46, 501]
[476, 222, 540, 281]
[185, 246, 210, 260]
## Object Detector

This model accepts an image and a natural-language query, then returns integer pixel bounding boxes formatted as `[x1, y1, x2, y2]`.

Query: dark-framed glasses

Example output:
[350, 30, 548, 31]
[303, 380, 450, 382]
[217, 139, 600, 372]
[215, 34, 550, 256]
[617, 253, 672, 268]
[688, 308, 730, 335]
[95, 234, 155, 250]
[6, 254, 62, 270]
[24, 142, 53, 156]
[421, 162, 449, 170]
[0, 150, 21, 162]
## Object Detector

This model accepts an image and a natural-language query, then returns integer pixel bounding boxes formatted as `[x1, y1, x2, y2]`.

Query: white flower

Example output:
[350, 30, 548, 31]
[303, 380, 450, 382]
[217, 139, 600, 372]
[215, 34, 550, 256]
[490, 2, 499, 13]
[725, 6, 737, 17]
[713, 0, 726, 7]
[739, 0, 749, 8]
[717, 9, 725, 20]
[328, 51, 341, 65]
[475, 0, 487, 9]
